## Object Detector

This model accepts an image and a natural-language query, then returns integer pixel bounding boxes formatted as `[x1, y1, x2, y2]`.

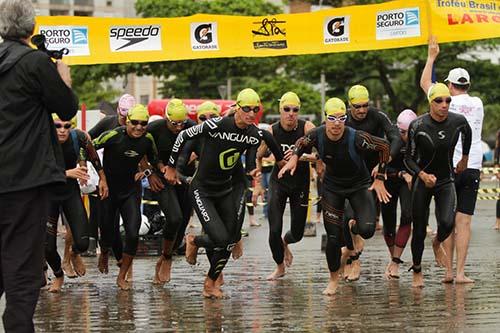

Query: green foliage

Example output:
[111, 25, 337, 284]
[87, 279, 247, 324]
[71, 66, 120, 109]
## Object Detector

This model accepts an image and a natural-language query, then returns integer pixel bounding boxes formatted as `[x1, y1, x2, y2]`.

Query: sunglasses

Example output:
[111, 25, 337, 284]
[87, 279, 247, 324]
[55, 123, 72, 129]
[352, 103, 369, 109]
[198, 114, 218, 121]
[326, 114, 348, 123]
[432, 97, 452, 104]
[170, 119, 187, 127]
[129, 119, 148, 127]
[238, 104, 260, 113]
[283, 106, 300, 113]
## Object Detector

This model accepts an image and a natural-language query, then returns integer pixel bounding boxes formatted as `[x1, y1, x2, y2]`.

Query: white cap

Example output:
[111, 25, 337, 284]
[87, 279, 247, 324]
[445, 68, 470, 85]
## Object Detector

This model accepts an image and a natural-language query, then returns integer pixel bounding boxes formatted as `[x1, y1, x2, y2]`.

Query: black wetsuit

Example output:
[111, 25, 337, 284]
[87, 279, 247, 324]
[147, 119, 195, 252]
[380, 141, 412, 251]
[45, 130, 102, 277]
[88, 115, 122, 258]
[268, 120, 311, 265]
[404, 112, 471, 268]
[94, 127, 159, 256]
[168, 117, 262, 280]
[344, 106, 401, 250]
[294, 126, 390, 272]
[495, 130, 500, 219]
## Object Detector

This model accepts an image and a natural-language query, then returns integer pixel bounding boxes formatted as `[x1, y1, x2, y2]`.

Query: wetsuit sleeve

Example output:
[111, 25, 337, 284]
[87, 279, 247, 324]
[458, 116, 472, 157]
[168, 121, 213, 167]
[88, 118, 107, 139]
[354, 130, 390, 174]
[378, 111, 403, 159]
[293, 128, 318, 157]
[404, 120, 421, 176]
[261, 130, 284, 162]
[92, 129, 119, 150]
[145, 133, 160, 169]
[245, 145, 259, 173]
[177, 140, 196, 171]
[78, 130, 102, 171]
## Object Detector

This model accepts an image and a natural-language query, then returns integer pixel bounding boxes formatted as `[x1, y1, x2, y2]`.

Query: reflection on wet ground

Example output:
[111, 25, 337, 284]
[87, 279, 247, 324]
[5, 201, 500, 331]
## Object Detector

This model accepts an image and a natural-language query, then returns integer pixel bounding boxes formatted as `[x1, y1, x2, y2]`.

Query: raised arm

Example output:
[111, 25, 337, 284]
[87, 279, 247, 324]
[420, 35, 439, 94]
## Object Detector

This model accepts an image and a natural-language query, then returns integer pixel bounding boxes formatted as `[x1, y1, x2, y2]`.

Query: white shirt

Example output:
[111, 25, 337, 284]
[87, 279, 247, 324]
[449, 93, 484, 169]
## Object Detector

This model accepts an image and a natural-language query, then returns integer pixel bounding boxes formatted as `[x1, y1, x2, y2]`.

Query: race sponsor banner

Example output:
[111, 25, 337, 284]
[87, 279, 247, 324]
[33, 0, 500, 65]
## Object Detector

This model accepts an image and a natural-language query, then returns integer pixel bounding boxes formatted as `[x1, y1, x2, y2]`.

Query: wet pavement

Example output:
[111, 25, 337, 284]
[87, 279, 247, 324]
[2, 199, 500, 332]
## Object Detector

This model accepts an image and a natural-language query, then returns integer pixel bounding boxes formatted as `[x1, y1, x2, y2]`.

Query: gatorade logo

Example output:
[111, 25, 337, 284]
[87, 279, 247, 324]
[109, 25, 162, 52]
[376, 7, 420, 40]
[324, 16, 350, 44]
[191, 23, 219, 51]
[219, 148, 240, 170]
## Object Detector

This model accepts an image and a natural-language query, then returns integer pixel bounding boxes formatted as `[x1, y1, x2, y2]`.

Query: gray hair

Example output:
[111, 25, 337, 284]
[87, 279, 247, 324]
[0, 0, 35, 39]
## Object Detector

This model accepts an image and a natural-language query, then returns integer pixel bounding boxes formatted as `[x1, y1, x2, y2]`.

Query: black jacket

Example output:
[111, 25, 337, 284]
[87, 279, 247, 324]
[0, 39, 78, 194]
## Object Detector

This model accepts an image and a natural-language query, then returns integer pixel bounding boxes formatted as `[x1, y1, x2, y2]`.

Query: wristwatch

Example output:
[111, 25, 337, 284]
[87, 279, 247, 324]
[143, 169, 153, 177]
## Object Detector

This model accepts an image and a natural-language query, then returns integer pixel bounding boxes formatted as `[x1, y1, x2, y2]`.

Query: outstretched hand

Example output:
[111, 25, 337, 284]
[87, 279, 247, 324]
[368, 179, 392, 204]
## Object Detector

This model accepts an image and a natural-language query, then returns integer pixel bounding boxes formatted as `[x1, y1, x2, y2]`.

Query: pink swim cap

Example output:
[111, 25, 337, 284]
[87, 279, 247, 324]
[117, 94, 136, 116]
[397, 109, 417, 131]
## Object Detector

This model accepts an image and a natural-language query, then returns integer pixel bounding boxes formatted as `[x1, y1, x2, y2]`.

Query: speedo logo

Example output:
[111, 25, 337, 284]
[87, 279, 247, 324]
[209, 132, 260, 145]
[109, 25, 162, 52]
[193, 189, 210, 222]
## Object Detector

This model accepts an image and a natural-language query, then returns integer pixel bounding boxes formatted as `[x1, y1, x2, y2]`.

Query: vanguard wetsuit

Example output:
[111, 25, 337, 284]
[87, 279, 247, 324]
[380, 142, 412, 252]
[147, 119, 196, 251]
[45, 129, 102, 277]
[268, 119, 311, 265]
[404, 112, 471, 268]
[94, 126, 159, 256]
[294, 126, 390, 272]
[168, 117, 262, 280]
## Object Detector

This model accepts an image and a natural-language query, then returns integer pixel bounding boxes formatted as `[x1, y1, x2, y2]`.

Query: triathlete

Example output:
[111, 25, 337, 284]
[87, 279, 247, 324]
[381, 109, 417, 279]
[93, 104, 160, 290]
[421, 36, 484, 284]
[254, 91, 316, 280]
[405, 83, 472, 288]
[147, 99, 196, 285]
[45, 115, 108, 292]
[165, 88, 264, 298]
[279, 97, 391, 295]
[342, 85, 401, 281]
[88, 94, 137, 264]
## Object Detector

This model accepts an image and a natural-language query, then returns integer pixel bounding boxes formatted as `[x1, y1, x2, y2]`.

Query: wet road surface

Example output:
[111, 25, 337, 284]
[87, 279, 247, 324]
[2, 200, 500, 332]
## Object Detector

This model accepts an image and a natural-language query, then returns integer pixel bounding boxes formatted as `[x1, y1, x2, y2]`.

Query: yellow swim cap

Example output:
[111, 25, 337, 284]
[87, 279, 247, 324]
[348, 85, 369, 105]
[279, 91, 300, 108]
[325, 98, 346, 116]
[197, 101, 220, 119]
[52, 113, 77, 128]
[127, 104, 149, 122]
[427, 83, 451, 103]
[236, 88, 260, 107]
[166, 99, 188, 121]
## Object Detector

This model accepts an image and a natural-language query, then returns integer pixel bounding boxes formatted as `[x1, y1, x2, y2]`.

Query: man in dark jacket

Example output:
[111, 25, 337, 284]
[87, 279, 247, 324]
[0, 0, 78, 331]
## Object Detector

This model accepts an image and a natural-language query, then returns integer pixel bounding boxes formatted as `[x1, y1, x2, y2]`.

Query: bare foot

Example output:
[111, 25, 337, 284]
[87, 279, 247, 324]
[388, 262, 400, 279]
[126, 262, 133, 282]
[157, 257, 171, 283]
[62, 259, 77, 278]
[283, 241, 293, 267]
[153, 257, 163, 285]
[49, 276, 64, 293]
[412, 271, 424, 288]
[384, 263, 391, 279]
[98, 251, 109, 274]
[70, 252, 86, 277]
[347, 258, 361, 281]
[432, 239, 447, 268]
[494, 223, 500, 230]
[117, 275, 130, 291]
[185, 234, 198, 265]
[322, 272, 339, 295]
[352, 235, 365, 254]
[266, 264, 286, 280]
[203, 276, 223, 299]
[215, 273, 224, 288]
[232, 240, 243, 260]
[375, 222, 382, 231]
[455, 274, 474, 284]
